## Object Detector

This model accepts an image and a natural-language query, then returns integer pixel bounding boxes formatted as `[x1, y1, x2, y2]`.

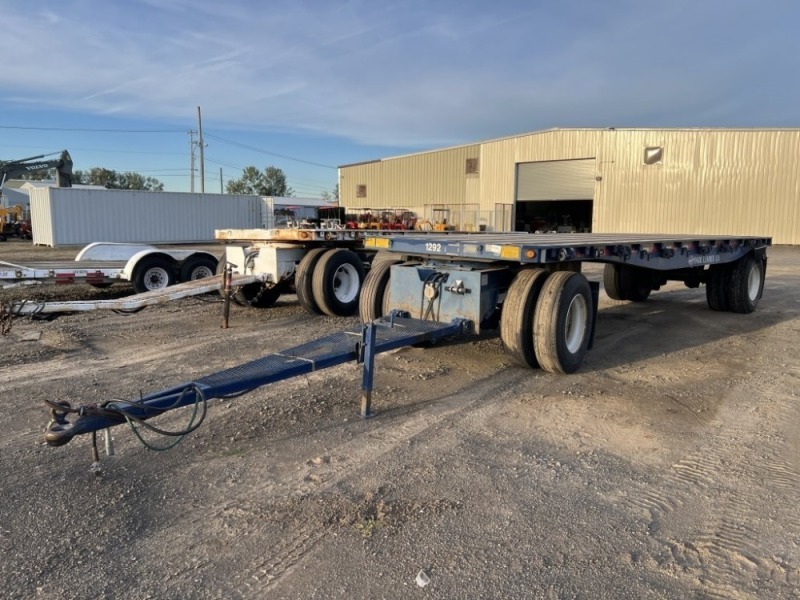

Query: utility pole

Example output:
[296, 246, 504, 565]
[197, 106, 205, 193]
[188, 130, 197, 193]
[219, 167, 223, 193]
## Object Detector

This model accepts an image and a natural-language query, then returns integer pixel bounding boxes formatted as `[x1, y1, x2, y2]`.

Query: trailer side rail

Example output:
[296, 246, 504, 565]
[366, 232, 772, 270]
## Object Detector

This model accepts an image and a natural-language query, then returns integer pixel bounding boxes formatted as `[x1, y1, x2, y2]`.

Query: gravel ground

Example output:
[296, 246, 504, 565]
[1, 238, 799, 599]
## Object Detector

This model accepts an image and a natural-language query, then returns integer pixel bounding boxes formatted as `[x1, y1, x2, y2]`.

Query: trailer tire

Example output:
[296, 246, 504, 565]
[500, 269, 549, 368]
[533, 271, 593, 374]
[295, 248, 328, 314]
[180, 256, 217, 282]
[132, 256, 175, 294]
[234, 283, 282, 308]
[312, 249, 365, 317]
[603, 264, 625, 300]
[728, 254, 765, 314]
[359, 259, 402, 323]
[705, 264, 731, 312]
[604, 264, 652, 302]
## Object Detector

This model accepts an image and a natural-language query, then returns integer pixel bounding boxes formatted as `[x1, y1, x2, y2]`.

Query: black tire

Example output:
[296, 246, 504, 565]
[500, 269, 549, 368]
[371, 250, 407, 266]
[180, 255, 218, 283]
[295, 248, 328, 314]
[533, 271, 593, 374]
[728, 254, 765, 314]
[603, 264, 651, 302]
[312, 249, 365, 317]
[234, 283, 282, 308]
[359, 259, 402, 323]
[705, 264, 731, 312]
[603, 264, 625, 300]
[620, 266, 651, 302]
[132, 256, 175, 294]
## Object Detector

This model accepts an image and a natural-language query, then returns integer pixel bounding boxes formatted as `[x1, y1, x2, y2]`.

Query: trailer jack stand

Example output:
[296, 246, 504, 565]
[358, 321, 379, 418]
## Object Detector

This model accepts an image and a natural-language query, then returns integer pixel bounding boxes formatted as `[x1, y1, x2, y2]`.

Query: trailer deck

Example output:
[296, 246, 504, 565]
[366, 232, 772, 269]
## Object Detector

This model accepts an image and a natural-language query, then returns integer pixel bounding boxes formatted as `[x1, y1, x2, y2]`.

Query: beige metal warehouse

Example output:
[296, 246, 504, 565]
[338, 128, 800, 244]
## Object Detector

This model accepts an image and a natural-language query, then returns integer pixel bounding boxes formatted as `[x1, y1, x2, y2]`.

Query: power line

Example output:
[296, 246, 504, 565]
[0, 144, 185, 156]
[205, 156, 334, 193]
[204, 132, 337, 169]
[0, 124, 184, 133]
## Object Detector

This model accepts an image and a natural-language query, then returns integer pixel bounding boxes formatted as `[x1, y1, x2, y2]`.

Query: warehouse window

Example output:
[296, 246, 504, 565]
[466, 158, 479, 174]
[644, 146, 664, 165]
[356, 184, 367, 198]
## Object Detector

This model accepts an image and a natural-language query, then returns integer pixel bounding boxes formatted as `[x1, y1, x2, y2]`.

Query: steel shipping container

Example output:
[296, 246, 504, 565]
[29, 189, 264, 247]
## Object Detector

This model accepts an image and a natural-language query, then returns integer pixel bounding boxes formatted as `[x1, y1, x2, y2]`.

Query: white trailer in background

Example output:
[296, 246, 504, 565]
[0, 242, 219, 293]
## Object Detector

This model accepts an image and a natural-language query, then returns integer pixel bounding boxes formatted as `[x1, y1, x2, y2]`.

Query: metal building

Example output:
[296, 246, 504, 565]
[338, 128, 800, 244]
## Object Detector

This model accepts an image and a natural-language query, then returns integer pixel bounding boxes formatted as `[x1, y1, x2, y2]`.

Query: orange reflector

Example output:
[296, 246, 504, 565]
[500, 246, 521, 260]
[525, 249, 536, 259]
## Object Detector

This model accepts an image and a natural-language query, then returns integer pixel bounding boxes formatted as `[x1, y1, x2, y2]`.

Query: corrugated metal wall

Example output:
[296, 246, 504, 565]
[591, 129, 800, 243]
[340, 129, 800, 243]
[339, 145, 480, 217]
[29, 188, 263, 247]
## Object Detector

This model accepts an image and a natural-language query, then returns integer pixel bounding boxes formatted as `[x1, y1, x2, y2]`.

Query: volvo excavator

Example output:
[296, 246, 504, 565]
[0, 150, 73, 241]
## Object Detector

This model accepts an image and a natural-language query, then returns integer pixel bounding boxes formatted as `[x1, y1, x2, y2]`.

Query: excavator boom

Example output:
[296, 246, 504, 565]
[0, 150, 73, 190]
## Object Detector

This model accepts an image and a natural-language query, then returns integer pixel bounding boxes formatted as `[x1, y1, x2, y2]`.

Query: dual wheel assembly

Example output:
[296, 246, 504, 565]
[223, 248, 366, 315]
[358, 261, 594, 375]
[131, 254, 218, 294]
[705, 253, 766, 313]
[501, 269, 594, 374]
[295, 248, 366, 316]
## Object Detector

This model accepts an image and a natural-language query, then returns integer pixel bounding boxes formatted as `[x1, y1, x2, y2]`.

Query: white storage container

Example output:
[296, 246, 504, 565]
[29, 189, 263, 247]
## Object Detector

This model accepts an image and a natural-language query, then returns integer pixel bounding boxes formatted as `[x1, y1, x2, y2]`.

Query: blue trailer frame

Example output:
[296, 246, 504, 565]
[361, 231, 771, 373]
[43, 231, 771, 467]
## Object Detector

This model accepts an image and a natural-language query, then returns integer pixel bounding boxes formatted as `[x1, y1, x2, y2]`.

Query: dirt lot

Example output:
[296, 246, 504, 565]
[1, 239, 799, 599]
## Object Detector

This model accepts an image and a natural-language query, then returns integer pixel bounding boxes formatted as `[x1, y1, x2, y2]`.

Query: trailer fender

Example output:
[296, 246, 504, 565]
[76, 242, 160, 262]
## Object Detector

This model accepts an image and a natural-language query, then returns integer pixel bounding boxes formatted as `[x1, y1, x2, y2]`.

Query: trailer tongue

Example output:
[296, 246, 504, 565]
[44, 315, 467, 450]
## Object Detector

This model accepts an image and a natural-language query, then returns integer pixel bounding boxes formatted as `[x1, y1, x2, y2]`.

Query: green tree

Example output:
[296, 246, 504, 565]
[321, 183, 339, 202]
[71, 168, 164, 191]
[225, 165, 294, 197]
[15, 164, 163, 190]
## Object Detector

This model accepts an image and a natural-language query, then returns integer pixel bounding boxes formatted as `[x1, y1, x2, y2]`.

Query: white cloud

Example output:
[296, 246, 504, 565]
[1, 0, 798, 148]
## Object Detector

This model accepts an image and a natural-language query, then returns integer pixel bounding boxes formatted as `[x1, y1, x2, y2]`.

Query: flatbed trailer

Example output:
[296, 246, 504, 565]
[0, 242, 219, 293]
[42, 231, 771, 466]
[360, 232, 771, 373]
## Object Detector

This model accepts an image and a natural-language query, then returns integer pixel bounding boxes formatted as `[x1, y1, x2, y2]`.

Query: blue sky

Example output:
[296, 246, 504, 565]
[1, 0, 797, 195]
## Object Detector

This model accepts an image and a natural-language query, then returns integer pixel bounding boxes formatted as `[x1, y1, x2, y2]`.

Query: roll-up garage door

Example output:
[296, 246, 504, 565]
[516, 159, 596, 201]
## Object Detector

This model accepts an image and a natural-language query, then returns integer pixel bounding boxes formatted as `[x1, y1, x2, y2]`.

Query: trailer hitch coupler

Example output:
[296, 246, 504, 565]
[44, 402, 75, 447]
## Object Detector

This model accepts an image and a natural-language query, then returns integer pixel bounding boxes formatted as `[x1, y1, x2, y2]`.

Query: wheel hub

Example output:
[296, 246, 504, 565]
[564, 295, 588, 353]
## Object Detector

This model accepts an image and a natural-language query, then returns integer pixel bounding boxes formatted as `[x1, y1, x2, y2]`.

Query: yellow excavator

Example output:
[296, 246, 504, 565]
[0, 204, 27, 241]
